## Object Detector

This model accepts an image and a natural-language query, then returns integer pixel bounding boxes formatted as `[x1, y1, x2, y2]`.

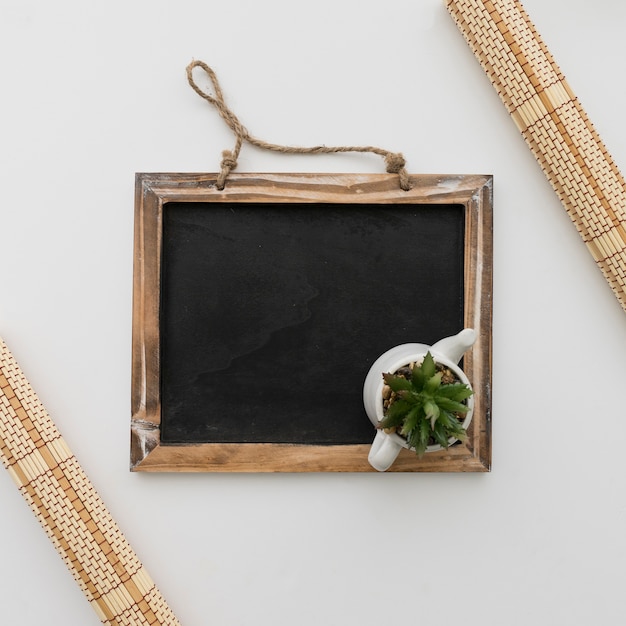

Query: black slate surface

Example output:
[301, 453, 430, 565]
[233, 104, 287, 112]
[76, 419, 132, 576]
[159, 202, 465, 444]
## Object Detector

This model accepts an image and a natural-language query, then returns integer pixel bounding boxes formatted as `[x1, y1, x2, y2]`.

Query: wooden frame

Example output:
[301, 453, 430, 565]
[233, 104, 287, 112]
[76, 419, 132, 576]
[131, 173, 492, 472]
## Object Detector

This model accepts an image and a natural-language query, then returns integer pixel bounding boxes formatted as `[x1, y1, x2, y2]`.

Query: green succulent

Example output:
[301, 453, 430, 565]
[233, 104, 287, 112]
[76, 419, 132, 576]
[379, 351, 473, 458]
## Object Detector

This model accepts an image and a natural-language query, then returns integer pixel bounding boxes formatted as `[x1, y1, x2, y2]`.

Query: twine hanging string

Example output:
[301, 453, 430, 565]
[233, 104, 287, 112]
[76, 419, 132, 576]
[186, 60, 412, 191]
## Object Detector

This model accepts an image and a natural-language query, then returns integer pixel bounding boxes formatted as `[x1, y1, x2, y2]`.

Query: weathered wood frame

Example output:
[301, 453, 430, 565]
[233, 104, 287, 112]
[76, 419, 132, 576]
[131, 173, 492, 472]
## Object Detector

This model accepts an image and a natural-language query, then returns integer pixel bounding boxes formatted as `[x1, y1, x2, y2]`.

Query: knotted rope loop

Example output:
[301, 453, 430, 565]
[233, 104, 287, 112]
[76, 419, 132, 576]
[186, 60, 412, 191]
[186, 60, 250, 144]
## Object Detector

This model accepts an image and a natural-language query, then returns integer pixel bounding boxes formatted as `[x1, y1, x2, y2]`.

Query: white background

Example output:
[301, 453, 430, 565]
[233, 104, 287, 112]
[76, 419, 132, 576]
[1, 1, 626, 625]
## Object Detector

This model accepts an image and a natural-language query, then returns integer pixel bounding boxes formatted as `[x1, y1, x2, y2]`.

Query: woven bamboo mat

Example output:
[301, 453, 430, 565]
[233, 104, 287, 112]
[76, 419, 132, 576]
[447, 0, 626, 312]
[0, 338, 181, 625]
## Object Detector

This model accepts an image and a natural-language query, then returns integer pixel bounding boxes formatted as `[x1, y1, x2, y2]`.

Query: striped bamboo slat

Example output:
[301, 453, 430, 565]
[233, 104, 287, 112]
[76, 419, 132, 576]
[0, 338, 181, 625]
[447, 0, 626, 312]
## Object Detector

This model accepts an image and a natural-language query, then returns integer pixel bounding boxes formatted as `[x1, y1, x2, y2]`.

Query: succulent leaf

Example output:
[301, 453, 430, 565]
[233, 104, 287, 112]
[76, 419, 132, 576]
[439, 412, 466, 439]
[419, 418, 431, 448]
[432, 421, 450, 448]
[436, 397, 470, 414]
[408, 419, 430, 457]
[379, 399, 411, 429]
[383, 373, 413, 393]
[400, 406, 421, 437]
[424, 400, 436, 414]
[421, 352, 436, 380]
[411, 364, 426, 391]
[424, 371, 443, 394]
[437, 383, 474, 402]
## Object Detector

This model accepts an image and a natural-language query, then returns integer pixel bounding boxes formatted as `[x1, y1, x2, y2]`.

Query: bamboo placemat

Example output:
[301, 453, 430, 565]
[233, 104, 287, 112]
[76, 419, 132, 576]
[0, 338, 181, 625]
[447, 0, 626, 312]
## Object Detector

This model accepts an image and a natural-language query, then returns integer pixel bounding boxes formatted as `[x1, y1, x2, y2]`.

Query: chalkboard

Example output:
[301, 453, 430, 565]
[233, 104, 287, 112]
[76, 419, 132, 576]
[131, 173, 492, 472]
[160, 202, 464, 445]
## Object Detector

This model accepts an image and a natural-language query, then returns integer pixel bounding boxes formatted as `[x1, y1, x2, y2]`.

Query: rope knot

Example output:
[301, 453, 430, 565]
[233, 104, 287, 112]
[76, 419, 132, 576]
[384, 152, 406, 174]
[216, 150, 238, 190]
[220, 150, 238, 170]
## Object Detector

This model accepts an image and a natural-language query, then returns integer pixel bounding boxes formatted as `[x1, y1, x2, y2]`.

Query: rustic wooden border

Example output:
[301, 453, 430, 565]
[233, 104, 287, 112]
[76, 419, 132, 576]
[131, 173, 492, 472]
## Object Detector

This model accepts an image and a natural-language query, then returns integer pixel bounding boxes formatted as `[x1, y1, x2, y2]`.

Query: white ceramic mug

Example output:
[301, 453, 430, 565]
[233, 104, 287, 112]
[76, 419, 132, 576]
[363, 329, 476, 471]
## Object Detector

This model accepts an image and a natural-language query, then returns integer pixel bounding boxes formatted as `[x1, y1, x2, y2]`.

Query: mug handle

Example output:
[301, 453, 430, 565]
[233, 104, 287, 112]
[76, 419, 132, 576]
[368, 430, 403, 472]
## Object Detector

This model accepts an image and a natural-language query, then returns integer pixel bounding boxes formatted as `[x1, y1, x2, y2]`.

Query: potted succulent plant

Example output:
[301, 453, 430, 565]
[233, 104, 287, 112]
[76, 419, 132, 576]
[363, 329, 476, 471]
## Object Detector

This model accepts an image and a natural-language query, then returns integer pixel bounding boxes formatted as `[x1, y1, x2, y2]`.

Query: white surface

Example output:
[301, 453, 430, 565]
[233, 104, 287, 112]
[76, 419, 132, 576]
[1, 1, 626, 624]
